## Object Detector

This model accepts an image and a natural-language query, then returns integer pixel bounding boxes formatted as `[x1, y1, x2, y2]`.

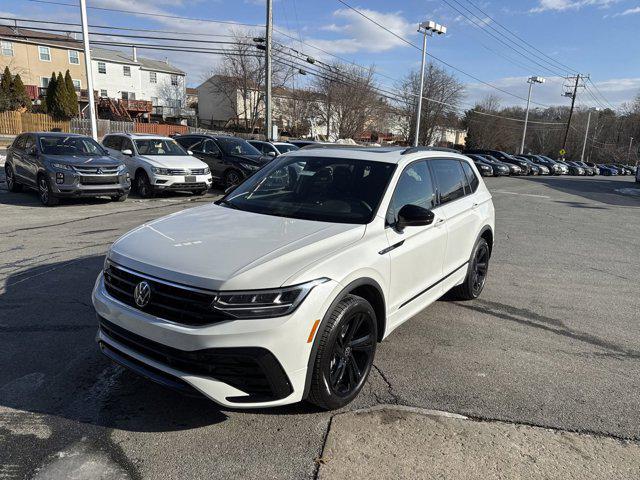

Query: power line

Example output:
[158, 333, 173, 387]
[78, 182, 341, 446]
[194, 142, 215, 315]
[586, 78, 617, 110]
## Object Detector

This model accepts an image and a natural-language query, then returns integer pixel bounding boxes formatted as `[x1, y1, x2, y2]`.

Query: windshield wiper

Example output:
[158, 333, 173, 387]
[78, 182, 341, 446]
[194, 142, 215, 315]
[216, 199, 239, 210]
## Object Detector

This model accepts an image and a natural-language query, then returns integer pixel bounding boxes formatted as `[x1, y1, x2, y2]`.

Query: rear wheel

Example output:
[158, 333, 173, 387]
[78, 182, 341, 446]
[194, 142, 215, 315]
[136, 171, 154, 198]
[450, 237, 490, 300]
[194, 188, 208, 196]
[224, 169, 243, 189]
[308, 295, 377, 410]
[38, 174, 59, 207]
[5, 165, 23, 192]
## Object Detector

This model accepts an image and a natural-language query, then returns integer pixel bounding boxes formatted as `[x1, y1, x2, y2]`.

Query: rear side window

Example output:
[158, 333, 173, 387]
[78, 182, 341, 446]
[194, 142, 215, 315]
[386, 160, 436, 225]
[461, 161, 479, 193]
[23, 135, 35, 152]
[121, 137, 134, 153]
[430, 159, 466, 205]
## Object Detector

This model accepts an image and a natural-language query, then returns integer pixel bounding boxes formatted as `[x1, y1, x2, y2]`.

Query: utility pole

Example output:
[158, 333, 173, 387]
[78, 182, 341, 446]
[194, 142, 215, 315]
[520, 76, 545, 155]
[264, 0, 273, 141]
[580, 108, 598, 162]
[79, 0, 97, 139]
[628, 137, 634, 162]
[414, 21, 446, 147]
[561, 74, 582, 157]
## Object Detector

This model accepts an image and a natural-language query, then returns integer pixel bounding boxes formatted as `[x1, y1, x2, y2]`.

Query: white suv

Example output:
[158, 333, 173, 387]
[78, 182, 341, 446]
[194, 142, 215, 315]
[102, 133, 212, 197]
[92, 146, 495, 409]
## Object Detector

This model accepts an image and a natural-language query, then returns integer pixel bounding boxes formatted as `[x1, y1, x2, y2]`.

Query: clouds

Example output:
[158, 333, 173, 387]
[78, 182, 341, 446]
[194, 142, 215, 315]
[529, 0, 620, 12]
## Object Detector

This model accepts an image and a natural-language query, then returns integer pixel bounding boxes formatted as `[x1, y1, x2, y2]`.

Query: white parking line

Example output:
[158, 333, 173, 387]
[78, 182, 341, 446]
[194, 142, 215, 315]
[493, 190, 550, 198]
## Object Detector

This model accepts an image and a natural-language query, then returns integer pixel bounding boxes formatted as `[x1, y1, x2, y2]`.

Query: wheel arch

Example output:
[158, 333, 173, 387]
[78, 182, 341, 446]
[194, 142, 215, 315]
[479, 225, 494, 256]
[302, 277, 386, 400]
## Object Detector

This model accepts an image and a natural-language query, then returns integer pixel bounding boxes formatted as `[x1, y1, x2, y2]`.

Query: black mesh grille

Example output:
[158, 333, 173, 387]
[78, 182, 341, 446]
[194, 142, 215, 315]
[103, 264, 230, 326]
[99, 317, 293, 401]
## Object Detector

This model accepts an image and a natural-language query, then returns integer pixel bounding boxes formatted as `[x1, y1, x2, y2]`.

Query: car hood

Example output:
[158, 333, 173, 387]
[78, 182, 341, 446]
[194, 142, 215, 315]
[139, 155, 208, 169]
[109, 203, 365, 290]
[41, 154, 121, 166]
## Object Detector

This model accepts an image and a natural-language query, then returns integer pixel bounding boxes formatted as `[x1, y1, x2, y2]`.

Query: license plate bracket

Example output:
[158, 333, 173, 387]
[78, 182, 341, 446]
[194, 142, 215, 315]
[185, 175, 196, 183]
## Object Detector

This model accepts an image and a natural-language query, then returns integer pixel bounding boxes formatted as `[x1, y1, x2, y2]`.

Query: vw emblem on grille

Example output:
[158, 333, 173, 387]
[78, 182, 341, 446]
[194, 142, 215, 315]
[134, 281, 151, 308]
[96, 168, 103, 174]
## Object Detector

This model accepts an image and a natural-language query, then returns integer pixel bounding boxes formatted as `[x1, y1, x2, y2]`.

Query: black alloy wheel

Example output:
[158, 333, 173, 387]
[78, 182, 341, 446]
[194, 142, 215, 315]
[5, 165, 22, 192]
[308, 294, 377, 410]
[224, 169, 242, 189]
[449, 237, 490, 300]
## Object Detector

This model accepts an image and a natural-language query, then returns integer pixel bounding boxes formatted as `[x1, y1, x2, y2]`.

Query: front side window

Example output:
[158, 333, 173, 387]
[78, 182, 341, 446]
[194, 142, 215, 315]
[23, 135, 36, 152]
[386, 160, 436, 226]
[201, 139, 221, 154]
[98, 62, 106, 74]
[1, 41, 13, 56]
[149, 72, 157, 83]
[39, 135, 106, 156]
[38, 46, 51, 61]
[68, 50, 79, 64]
[123, 65, 131, 77]
[223, 156, 396, 224]
[431, 159, 467, 205]
[134, 139, 186, 156]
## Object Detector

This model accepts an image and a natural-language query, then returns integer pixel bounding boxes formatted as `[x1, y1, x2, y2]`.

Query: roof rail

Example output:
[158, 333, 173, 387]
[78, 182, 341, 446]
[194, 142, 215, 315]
[301, 143, 365, 150]
[401, 146, 461, 155]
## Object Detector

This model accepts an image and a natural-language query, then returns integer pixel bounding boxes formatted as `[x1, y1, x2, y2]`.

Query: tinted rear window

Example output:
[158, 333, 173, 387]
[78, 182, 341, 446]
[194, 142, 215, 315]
[430, 159, 466, 205]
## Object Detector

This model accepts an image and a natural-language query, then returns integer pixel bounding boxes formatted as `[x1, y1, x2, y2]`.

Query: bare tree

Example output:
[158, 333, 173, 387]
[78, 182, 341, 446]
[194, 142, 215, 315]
[204, 29, 290, 132]
[157, 76, 186, 118]
[397, 63, 465, 145]
[273, 86, 323, 137]
[312, 63, 381, 140]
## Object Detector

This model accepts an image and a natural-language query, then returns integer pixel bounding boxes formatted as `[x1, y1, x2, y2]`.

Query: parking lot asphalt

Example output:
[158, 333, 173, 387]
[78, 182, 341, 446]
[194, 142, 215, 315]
[1, 174, 639, 479]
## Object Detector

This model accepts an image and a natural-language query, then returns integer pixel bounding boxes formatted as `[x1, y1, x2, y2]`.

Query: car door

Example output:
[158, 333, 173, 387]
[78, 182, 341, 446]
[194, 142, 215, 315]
[430, 159, 479, 277]
[9, 134, 27, 181]
[119, 137, 137, 172]
[188, 139, 223, 179]
[21, 134, 39, 186]
[385, 160, 448, 314]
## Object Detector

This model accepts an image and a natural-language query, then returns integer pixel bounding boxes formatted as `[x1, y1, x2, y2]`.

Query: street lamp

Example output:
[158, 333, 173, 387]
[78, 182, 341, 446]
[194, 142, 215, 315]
[413, 20, 447, 147]
[580, 107, 599, 162]
[519, 76, 545, 154]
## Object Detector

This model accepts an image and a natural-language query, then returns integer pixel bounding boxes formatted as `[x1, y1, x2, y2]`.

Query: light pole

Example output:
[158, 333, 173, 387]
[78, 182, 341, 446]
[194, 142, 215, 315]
[413, 21, 446, 147]
[79, 0, 97, 139]
[580, 108, 598, 162]
[519, 76, 545, 154]
[264, 0, 273, 141]
[628, 137, 634, 162]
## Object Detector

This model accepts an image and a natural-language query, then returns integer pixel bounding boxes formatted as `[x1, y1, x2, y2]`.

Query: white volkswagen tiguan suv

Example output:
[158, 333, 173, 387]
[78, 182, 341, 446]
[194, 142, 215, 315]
[92, 146, 495, 409]
[102, 133, 213, 197]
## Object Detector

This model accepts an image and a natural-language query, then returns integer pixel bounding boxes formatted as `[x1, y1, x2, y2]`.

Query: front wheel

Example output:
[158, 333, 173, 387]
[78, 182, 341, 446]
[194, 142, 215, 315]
[224, 169, 243, 189]
[136, 171, 154, 198]
[194, 189, 208, 196]
[308, 295, 377, 410]
[38, 174, 59, 207]
[111, 193, 128, 202]
[449, 237, 490, 300]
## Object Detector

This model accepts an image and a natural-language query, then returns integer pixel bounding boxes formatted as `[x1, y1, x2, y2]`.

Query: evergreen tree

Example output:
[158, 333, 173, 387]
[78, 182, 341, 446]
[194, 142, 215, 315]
[11, 74, 31, 111]
[44, 72, 57, 113]
[63, 70, 78, 118]
[0, 66, 13, 112]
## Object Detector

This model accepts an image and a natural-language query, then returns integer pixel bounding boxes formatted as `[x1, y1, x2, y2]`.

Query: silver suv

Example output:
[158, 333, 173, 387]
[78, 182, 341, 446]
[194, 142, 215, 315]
[5, 132, 130, 206]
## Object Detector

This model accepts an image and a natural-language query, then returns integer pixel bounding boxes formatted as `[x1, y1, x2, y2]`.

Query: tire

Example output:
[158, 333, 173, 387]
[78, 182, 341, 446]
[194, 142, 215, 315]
[308, 294, 377, 410]
[224, 169, 243, 189]
[111, 193, 128, 202]
[37, 174, 59, 207]
[194, 189, 208, 196]
[135, 171, 154, 198]
[449, 237, 490, 300]
[5, 164, 23, 192]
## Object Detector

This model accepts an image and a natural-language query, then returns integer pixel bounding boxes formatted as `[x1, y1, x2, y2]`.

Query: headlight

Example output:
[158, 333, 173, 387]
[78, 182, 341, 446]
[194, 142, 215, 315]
[117, 164, 127, 173]
[239, 162, 260, 171]
[204, 167, 211, 175]
[151, 167, 170, 175]
[103, 255, 111, 271]
[211, 278, 329, 319]
[51, 162, 74, 171]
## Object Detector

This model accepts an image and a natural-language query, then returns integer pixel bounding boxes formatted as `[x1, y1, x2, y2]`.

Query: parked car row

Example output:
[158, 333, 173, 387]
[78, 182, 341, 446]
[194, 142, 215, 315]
[463, 148, 637, 178]
[4, 131, 300, 206]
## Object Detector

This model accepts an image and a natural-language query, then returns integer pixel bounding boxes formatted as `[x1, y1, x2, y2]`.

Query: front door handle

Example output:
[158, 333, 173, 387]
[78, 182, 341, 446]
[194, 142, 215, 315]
[435, 218, 446, 227]
[471, 202, 479, 209]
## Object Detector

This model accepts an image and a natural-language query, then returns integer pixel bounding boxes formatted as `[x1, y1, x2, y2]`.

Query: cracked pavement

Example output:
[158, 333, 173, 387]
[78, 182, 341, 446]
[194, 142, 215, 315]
[1, 173, 639, 479]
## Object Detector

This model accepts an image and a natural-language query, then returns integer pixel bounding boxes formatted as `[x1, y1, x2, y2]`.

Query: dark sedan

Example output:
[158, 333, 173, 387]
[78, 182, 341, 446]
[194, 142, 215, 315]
[465, 154, 495, 176]
[464, 149, 531, 175]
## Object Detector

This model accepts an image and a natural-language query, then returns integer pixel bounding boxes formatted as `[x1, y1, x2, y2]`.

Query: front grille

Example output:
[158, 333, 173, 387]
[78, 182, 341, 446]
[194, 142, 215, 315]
[99, 317, 293, 402]
[103, 263, 230, 326]
[80, 175, 119, 185]
[166, 182, 207, 190]
[165, 168, 207, 175]
[74, 165, 120, 175]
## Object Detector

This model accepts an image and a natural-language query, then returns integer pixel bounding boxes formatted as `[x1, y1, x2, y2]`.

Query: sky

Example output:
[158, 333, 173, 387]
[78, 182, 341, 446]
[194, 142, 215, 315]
[1, 0, 639, 111]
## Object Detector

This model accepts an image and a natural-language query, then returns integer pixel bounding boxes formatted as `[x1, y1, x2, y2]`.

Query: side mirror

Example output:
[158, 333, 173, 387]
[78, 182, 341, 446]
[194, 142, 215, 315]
[187, 150, 194, 156]
[395, 204, 435, 232]
[266, 151, 277, 157]
[28, 146, 38, 156]
[121, 149, 133, 156]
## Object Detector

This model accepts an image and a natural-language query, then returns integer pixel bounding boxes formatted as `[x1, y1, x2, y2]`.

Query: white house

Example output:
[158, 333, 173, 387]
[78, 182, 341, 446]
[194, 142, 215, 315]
[91, 47, 188, 121]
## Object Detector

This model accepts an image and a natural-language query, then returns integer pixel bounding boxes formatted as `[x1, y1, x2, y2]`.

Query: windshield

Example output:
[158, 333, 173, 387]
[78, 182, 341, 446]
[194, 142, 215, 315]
[276, 143, 299, 153]
[39, 135, 106, 156]
[215, 137, 261, 156]
[134, 139, 186, 156]
[221, 156, 396, 224]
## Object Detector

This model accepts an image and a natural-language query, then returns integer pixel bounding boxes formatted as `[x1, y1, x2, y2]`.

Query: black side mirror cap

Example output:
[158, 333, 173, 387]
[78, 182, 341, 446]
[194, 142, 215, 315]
[395, 204, 435, 232]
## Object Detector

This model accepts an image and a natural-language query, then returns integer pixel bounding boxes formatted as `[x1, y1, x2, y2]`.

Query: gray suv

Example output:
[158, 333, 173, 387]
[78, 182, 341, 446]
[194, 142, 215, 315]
[5, 132, 131, 206]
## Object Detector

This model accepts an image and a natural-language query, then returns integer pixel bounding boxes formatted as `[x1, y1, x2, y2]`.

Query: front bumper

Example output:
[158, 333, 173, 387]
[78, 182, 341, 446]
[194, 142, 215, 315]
[92, 273, 339, 408]
[49, 171, 131, 197]
[152, 173, 213, 191]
